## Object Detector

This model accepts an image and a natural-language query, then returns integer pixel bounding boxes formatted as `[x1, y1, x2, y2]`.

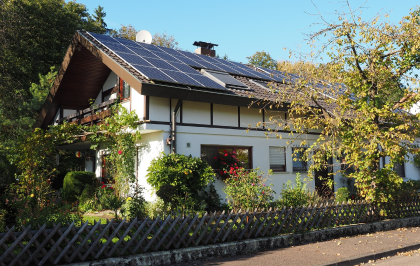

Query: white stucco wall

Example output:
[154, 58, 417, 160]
[183, 101, 211, 124]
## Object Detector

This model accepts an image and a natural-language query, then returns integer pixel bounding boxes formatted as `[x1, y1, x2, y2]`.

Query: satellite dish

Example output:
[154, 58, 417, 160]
[136, 30, 152, 44]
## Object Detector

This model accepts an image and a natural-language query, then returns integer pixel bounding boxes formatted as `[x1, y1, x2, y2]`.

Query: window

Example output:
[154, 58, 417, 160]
[394, 162, 405, 178]
[119, 78, 130, 99]
[292, 147, 308, 172]
[201, 145, 252, 169]
[269, 146, 286, 172]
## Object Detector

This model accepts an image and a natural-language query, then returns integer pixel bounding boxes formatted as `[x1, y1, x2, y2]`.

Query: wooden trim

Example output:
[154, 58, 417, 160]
[210, 103, 213, 126]
[145, 120, 321, 135]
[169, 98, 172, 122]
[180, 103, 183, 123]
[238, 106, 240, 128]
[35, 36, 79, 128]
[262, 109, 265, 130]
[145, 96, 149, 120]
[69, 109, 112, 125]
[36, 31, 144, 128]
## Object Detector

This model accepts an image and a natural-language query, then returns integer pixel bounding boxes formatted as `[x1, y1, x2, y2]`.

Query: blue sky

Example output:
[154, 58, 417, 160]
[78, 0, 418, 63]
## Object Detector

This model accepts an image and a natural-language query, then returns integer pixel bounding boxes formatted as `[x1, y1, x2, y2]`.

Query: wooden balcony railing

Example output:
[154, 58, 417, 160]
[56, 99, 117, 126]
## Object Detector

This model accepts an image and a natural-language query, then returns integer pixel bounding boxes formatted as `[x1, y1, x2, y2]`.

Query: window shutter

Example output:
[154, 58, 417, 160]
[269, 147, 286, 171]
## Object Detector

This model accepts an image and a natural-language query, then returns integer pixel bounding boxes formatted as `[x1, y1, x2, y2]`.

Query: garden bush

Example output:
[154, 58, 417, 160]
[147, 153, 214, 210]
[63, 171, 96, 202]
[0, 209, 6, 232]
[276, 173, 312, 208]
[335, 187, 350, 203]
[223, 168, 275, 212]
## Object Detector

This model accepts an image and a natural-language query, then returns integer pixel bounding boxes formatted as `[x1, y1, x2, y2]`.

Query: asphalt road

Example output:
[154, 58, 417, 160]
[177, 227, 420, 266]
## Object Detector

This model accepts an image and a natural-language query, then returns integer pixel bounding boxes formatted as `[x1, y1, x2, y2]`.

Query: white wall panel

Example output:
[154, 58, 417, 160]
[136, 132, 165, 201]
[131, 88, 145, 120]
[240, 107, 263, 128]
[183, 101, 210, 124]
[149, 96, 170, 122]
[213, 104, 237, 127]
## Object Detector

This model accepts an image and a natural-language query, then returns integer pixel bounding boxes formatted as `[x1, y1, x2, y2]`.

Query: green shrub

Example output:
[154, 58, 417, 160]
[63, 171, 97, 202]
[0, 209, 6, 232]
[223, 168, 275, 212]
[147, 153, 215, 210]
[336, 187, 350, 203]
[145, 198, 170, 219]
[276, 173, 310, 208]
[124, 186, 146, 219]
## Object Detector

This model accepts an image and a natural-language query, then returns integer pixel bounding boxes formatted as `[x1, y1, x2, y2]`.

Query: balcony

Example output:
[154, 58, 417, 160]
[56, 99, 117, 126]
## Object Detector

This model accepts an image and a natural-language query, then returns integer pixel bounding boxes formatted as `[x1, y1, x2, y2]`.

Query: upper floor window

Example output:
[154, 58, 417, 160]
[394, 162, 405, 178]
[269, 146, 286, 172]
[119, 78, 130, 99]
[292, 147, 308, 172]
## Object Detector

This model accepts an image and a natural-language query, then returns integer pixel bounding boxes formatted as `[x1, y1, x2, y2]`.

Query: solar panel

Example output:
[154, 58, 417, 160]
[144, 58, 179, 71]
[152, 51, 180, 62]
[172, 56, 204, 68]
[103, 43, 135, 54]
[168, 62, 198, 74]
[159, 70, 204, 87]
[127, 47, 158, 59]
[88, 32, 119, 44]
[117, 52, 153, 67]
[138, 43, 163, 53]
[132, 65, 176, 82]
[194, 60, 224, 71]
[187, 74, 227, 90]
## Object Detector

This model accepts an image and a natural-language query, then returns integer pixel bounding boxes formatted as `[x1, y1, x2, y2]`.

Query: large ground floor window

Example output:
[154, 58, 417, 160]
[201, 145, 252, 169]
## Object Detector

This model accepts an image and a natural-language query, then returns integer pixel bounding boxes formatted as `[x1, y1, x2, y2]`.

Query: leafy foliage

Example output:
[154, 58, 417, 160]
[0, 0, 109, 185]
[335, 187, 350, 203]
[147, 153, 215, 210]
[214, 149, 244, 180]
[63, 171, 96, 203]
[264, 4, 420, 203]
[247, 51, 276, 69]
[152, 32, 179, 49]
[276, 173, 311, 208]
[223, 168, 275, 212]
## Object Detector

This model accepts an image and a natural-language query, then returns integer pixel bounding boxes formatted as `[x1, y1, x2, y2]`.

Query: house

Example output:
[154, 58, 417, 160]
[35, 31, 420, 201]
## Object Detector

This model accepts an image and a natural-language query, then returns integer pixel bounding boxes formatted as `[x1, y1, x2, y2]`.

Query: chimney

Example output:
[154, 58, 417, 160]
[193, 41, 218, 57]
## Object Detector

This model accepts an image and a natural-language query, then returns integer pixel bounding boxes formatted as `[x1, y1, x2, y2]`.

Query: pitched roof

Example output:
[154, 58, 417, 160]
[36, 31, 334, 129]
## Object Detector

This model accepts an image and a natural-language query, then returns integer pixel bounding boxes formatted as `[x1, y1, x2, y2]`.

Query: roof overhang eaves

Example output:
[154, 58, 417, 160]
[35, 31, 146, 129]
[138, 83, 288, 110]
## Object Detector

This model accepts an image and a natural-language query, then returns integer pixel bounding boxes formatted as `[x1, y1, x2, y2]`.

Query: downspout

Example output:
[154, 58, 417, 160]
[171, 100, 183, 154]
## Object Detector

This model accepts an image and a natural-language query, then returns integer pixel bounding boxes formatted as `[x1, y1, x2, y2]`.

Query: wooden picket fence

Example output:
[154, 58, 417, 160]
[1, 197, 420, 266]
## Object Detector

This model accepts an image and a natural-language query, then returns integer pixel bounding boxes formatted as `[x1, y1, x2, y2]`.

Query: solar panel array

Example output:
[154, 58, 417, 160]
[86, 32, 358, 101]
[87, 32, 275, 90]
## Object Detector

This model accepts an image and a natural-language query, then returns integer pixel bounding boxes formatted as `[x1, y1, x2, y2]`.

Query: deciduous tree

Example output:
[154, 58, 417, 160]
[264, 3, 420, 203]
[247, 51, 277, 69]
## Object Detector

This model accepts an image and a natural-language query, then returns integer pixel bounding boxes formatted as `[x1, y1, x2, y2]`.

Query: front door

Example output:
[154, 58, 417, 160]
[315, 156, 334, 197]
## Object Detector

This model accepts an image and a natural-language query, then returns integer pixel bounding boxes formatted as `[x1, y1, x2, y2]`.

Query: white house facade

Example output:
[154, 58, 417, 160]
[36, 31, 420, 202]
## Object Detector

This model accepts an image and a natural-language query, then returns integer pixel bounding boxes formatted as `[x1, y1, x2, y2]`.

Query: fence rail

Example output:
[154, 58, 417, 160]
[1, 197, 420, 266]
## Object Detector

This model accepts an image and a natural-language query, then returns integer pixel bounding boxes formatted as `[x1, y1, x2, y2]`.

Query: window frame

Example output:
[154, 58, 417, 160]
[394, 161, 406, 178]
[200, 145, 253, 170]
[269, 146, 287, 172]
[292, 147, 308, 172]
[119, 78, 131, 100]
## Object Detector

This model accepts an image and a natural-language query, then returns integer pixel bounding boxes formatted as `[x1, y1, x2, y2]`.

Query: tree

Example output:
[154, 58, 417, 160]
[110, 24, 137, 40]
[0, 0, 109, 186]
[264, 3, 420, 203]
[91, 5, 108, 34]
[247, 51, 277, 69]
[151, 32, 179, 49]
